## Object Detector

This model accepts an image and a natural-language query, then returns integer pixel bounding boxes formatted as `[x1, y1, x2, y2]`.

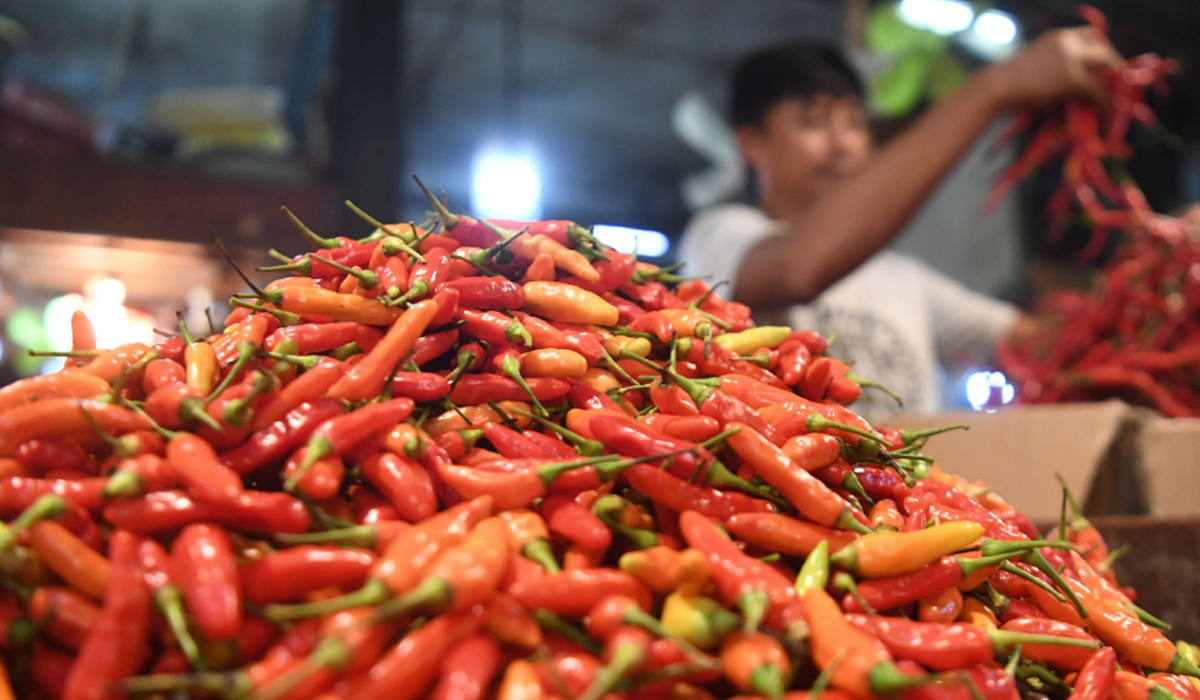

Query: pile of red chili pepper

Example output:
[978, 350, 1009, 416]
[1, 175, 1199, 700]
[991, 7, 1200, 416]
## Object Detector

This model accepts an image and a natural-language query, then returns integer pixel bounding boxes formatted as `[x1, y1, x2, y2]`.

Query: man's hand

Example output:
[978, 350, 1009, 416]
[991, 27, 1124, 108]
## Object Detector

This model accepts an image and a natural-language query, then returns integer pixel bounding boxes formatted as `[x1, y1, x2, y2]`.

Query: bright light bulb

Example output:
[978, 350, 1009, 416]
[966, 371, 1014, 410]
[973, 10, 1017, 45]
[471, 145, 542, 221]
[593, 225, 670, 258]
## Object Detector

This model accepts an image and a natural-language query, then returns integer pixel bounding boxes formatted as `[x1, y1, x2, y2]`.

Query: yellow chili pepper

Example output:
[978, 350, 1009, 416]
[712, 326, 792, 356]
[603, 335, 651, 358]
[829, 521, 984, 578]
[662, 592, 739, 650]
[522, 281, 618, 326]
[520, 348, 588, 379]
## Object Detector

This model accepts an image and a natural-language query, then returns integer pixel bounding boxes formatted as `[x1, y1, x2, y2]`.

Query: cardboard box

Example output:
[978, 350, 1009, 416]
[890, 400, 1148, 522]
[1137, 416, 1200, 518]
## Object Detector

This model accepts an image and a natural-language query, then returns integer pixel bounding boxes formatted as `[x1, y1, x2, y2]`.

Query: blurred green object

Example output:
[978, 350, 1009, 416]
[6, 306, 49, 377]
[864, 2, 969, 117]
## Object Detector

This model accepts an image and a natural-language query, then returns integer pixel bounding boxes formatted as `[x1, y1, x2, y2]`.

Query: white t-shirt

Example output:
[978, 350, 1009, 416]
[678, 204, 1018, 419]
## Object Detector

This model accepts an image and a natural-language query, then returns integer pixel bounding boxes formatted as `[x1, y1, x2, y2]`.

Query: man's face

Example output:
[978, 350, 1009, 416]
[739, 94, 871, 209]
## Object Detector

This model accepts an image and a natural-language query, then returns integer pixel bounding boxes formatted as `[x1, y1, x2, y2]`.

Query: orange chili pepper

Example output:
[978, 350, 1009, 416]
[521, 348, 588, 379]
[496, 659, 547, 700]
[0, 373, 111, 416]
[725, 424, 864, 531]
[28, 520, 111, 600]
[185, 340, 220, 397]
[0, 399, 152, 457]
[327, 299, 439, 401]
[870, 499, 904, 532]
[918, 588, 964, 623]
[830, 522, 984, 578]
[720, 631, 792, 698]
[582, 368, 621, 393]
[659, 309, 709, 337]
[803, 586, 911, 697]
[70, 311, 96, 352]
[499, 509, 559, 572]
[483, 592, 543, 650]
[959, 597, 999, 630]
[424, 401, 532, 438]
[265, 286, 402, 325]
[619, 545, 681, 594]
[522, 253, 557, 283]
[29, 585, 100, 651]
[725, 512, 858, 557]
[522, 281, 619, 326]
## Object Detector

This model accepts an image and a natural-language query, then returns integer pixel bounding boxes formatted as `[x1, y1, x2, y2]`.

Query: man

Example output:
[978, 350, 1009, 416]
[679, 29, 1123, 417]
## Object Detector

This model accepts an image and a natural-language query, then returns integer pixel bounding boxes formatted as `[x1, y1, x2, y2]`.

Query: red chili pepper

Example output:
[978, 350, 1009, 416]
[428, 634, 503, 700]
[448, 374, 570, 405]
[542, 493, 612, 551]
[250, 360, 345, 432]
[362, 451, 437, 522]
[297, 398, 415, 485]
[266, 322, 384, 355]
[103, 489, 312, 534]
[1000, 617, 1100, 670]
[142, 358, 186, 394]
[440, 276, 526, 309]
[841, 551, 1021, 613]
[566, 379, 623, 411]
[29, 585, 100, 651]
[223, 398, 344, 475]
[625, 463, 773, 522]
[328, 300, 440, 401]
[410, 329, 460, 367]
[507, 567, 652, 618]
[340, 608, 484, 700]
[15, 439, 93, 477]
[61, 530, 151, 700]
[456, 308, 533, 347]
[679, 509, 801, 633]
[241, 545, 376, 605]
[172, 522, 241, 641]
[166, 432, 243, 504]
[0, 476, 107, 515]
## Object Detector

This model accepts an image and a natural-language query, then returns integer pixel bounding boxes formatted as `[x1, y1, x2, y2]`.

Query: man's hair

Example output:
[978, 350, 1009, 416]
[729, 41, 864, 128]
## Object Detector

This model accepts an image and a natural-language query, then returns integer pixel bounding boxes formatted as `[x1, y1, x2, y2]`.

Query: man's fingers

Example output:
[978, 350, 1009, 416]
[1077, 34, 1125, 71]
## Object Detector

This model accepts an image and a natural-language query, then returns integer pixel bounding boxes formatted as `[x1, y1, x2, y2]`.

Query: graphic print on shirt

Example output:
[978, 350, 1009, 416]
[811, 307, 924, 421]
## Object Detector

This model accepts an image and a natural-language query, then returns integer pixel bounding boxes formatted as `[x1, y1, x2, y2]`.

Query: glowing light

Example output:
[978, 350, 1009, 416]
[966, 371, 1014, 411]
[592, 225, 671, 258]
[898, 0, 975, 35]
[471, 144, 542, 221]
[973, 10, 1017, 45]
[43, 277, 155, 355]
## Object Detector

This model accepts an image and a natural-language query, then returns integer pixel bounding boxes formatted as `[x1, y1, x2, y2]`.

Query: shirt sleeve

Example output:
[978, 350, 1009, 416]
[913, 257, 1020, 363]
[677, 204, 779, 298]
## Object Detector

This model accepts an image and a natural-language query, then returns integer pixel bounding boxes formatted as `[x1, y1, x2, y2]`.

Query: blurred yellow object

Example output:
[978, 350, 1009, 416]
[146, 86, 293, 157]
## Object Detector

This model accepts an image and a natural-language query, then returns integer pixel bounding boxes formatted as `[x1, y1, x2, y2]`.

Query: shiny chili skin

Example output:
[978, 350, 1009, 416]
[441, 276, 526, 309]
[541, 493, 612, 551]
[625, 463, 773, 522]
[61, 530, 150, 700]
[726, 511, 857, 556]
[388, 372, 451, 401]
[341, 608, 484, 700]
[172, 522, 241, 641]
[223, 398, 344, 475]
[410, 329, 460, 367]
[241, 545, 377, 605]
[588, 413, 702, 479]
[266, 322, 384, 354]
[566, 379, 623, 411]
[449, 374, 570, 405]
[166, 432, 244, 504]
[15, 439, 93, 476]
[362, 451, 438, 522]
[103, 489, 312, 534]
[507, 568, 652, 618]
[679, 509, 801, 631]
[429, 634, 503, 700]
[1070, 648, 1118, 700]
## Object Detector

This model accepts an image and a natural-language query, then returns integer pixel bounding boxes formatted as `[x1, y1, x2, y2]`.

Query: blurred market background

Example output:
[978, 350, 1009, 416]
[0, 0, 1198, 408]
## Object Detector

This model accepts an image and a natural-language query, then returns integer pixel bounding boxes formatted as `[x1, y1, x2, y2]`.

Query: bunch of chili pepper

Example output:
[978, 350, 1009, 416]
[991, 7, 1200, 417]
[0, 177, 1196, 700]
